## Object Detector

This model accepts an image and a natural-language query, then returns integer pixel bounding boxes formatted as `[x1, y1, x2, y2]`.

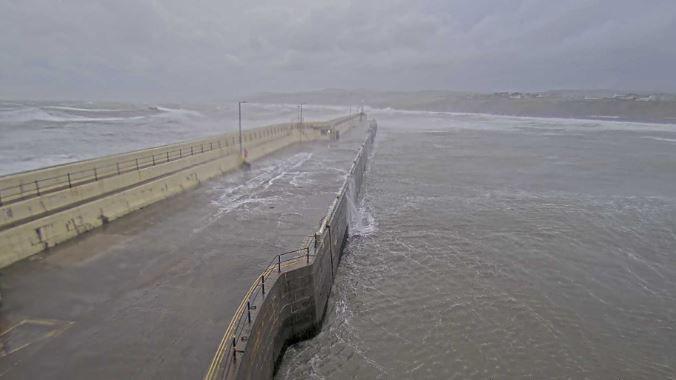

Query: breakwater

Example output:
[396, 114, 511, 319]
[0, 115, 362, 268]
[205, 120, 377, 380]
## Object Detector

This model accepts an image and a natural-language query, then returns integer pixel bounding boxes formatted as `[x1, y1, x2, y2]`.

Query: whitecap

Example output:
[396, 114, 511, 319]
[641, 136, 676, 143]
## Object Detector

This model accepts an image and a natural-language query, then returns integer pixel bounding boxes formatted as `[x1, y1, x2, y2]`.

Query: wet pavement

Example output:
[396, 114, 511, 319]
[0, 125, 367, 379]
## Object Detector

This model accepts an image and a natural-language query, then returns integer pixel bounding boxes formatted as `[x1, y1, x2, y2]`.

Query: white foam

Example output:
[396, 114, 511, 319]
[0, 106, 146, 123]
[44, 105, 136, 112]
[0, 107, 61, 123]
[193, 152, 314, 232]
[589, 115, 621, 119]
[346, 178, 377, 237]
[154, 106, 203, 118]
[641, 136, 676, 143]
[369, 107, 676, 132]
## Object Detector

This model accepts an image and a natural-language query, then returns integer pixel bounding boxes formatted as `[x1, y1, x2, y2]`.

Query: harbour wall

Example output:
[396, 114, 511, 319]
[0, 115, 363, 269]
[205, 120, 377, 380]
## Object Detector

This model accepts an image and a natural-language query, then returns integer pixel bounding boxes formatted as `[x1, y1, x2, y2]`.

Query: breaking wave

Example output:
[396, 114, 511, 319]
[0, 105, 203, 124]
[0, 106, 145, 123]
[641, 136, 676, 143]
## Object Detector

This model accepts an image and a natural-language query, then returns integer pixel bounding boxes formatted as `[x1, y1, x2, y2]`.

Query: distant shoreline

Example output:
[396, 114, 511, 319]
[249, 90, 676, 126]
[363, 107, 676, 126]
[370, 106, 676, 126]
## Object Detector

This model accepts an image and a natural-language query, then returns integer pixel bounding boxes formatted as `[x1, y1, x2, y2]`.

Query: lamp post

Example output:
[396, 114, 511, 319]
[238, 101, 247, 159]
[298, 103, 304, 126]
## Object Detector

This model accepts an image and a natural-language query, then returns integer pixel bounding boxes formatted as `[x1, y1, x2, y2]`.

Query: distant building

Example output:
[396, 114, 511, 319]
[613, 93, 641, 101]
[638, 95, 657, 102]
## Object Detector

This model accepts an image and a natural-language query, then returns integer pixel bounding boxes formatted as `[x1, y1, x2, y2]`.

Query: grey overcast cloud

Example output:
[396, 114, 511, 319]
[1, 0, 675, 101]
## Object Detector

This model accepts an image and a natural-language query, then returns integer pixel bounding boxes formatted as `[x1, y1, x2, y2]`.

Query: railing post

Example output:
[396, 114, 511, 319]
[210, 142, 213, 150]
[135, 158, 139, 170]
[232, 337, 237, 362]
[94, 168, 98, 181]
[306, 246, 310, 264]
[152, 155, 156, 166]
[179, 148, 182, 158]
[67, 173, 72, 188]
[191, 146, 194, 155]
[166, 151, 170, 162]
[247, 301, 252, 324]
[35, 180, 40, 196]
[0, 190, 3, 206]
[277, 255, 281, 273]
[201, 144, 204, 153]
[116, 162, 121, 175]
[261, 275, 265, 296]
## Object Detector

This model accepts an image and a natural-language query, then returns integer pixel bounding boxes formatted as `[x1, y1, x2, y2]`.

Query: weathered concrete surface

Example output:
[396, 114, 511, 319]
[206, 121, 376, 380]
[0, 122, 369, 379]
[0, 115, 362, 268]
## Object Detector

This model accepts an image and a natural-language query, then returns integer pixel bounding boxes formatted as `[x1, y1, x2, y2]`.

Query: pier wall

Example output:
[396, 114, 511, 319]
[0, 115, 363, 268]
[205, 120, 377, 380]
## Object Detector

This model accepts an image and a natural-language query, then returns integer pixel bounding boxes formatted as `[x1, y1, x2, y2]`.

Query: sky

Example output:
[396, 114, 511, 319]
[1, 0, 675, 102]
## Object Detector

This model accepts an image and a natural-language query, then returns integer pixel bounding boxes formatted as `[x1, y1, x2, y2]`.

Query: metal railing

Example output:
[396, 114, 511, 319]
[206, 236, 319, 380]
[0, 126, 293, 207]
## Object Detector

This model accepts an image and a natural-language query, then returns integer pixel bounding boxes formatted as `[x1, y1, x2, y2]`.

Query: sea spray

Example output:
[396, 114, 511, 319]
[346, 175, 376, 237]
[346, 176, 359, 228]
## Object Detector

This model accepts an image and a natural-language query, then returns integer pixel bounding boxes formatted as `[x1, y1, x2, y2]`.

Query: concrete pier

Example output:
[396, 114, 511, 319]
[205, 120, 377, 380]
[0, 115, 361, 269]
[0, 119, 372, 378]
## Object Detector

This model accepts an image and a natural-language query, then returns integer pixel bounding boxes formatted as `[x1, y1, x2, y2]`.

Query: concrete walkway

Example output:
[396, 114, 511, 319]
[0, 125, 367, 379]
